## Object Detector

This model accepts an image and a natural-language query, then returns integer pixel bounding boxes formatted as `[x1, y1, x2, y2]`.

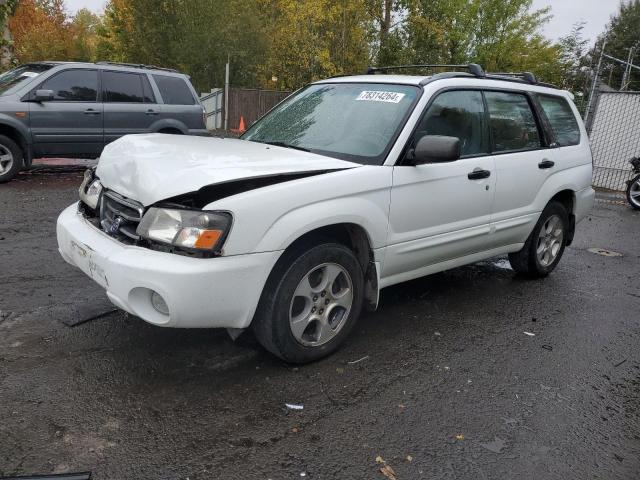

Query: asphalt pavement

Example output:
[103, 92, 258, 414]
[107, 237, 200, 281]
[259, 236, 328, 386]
[1, 168, 639, 480]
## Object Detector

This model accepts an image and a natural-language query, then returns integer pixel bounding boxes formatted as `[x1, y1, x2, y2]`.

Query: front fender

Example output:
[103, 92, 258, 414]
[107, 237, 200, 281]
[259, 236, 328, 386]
[205, 166, 393, 256]
[0, 113, 32, 144]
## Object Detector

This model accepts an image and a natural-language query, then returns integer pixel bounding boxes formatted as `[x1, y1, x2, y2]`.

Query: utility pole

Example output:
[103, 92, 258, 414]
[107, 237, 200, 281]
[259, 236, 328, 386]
[620, 47, 634, 91]
[224, 54, 230, 131]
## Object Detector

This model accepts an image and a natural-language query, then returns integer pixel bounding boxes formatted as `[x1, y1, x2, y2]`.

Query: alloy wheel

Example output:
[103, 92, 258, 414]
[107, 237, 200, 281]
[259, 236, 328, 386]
[536, 214, 564, 267]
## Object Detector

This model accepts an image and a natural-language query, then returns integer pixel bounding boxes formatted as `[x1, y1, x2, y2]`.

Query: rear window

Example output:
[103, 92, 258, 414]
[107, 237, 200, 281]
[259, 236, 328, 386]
[485, 91, 541, 152]
[103, 71, 154, 103]
[152, 75, 195, 105]
[538, 95, 580, 146]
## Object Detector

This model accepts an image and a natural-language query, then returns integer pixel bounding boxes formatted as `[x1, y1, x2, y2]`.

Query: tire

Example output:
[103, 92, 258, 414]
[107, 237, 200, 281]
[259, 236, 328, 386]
[252, 242, 364, 363]
[0, 135, 23, 183]
[626, 173, 640, 210]
[508, 201, 569, 278]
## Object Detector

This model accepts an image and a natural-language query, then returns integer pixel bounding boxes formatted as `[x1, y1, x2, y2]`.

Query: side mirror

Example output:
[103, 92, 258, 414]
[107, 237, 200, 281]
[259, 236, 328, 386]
[34, 89, 54, 102]
[409, 135, 461, 165]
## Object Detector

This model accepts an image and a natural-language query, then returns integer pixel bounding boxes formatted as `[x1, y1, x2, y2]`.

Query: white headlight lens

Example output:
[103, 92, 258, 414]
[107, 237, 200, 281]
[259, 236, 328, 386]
[137, 208, 232, 252]
[79, 179, 102, 210]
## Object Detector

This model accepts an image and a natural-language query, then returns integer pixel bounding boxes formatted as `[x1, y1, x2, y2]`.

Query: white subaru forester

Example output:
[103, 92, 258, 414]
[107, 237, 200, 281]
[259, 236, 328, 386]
[57, 64, 595, 363]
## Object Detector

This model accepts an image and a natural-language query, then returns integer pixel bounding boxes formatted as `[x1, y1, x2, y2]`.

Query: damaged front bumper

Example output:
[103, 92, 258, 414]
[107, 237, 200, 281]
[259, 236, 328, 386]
[56, 203, 281, 329]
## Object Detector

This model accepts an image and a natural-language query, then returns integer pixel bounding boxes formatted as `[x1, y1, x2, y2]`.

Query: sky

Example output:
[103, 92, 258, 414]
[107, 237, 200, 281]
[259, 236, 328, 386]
[68, 0, 621, 45]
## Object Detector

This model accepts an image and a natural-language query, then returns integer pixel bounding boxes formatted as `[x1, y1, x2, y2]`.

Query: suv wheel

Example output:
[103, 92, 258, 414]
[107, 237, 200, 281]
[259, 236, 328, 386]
[0, 135, 23, 183]
[508, 201, 569, 278]
[252, 243, 364, 363]
[626, 173, 640, 210]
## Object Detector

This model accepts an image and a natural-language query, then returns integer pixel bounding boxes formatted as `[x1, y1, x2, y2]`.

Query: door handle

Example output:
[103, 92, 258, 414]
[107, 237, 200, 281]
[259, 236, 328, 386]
[538, 159, 555, 169]
[145, 109, 159, 115]
[467, 169, 491, 180]
[83, 109, 101, 115]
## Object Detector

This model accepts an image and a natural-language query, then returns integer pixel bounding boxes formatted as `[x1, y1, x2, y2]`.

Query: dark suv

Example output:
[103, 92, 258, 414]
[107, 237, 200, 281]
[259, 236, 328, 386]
[0, 61, 208, 182]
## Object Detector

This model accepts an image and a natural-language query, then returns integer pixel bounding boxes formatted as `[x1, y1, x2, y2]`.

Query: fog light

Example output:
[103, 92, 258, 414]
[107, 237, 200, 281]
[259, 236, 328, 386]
[150, 291, 169, 315]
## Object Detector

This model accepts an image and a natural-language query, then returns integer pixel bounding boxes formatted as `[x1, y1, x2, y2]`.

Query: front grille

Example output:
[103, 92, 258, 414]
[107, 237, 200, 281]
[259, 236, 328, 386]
[99, 190, 144, 244]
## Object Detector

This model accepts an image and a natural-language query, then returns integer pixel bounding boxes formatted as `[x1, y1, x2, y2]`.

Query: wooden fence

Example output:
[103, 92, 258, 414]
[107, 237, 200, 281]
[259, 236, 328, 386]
[226, 88, 292, 131]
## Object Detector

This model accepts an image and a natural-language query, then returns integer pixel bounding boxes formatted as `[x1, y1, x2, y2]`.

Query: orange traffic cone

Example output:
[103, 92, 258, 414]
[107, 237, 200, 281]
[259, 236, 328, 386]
[238, 116, 246, 133]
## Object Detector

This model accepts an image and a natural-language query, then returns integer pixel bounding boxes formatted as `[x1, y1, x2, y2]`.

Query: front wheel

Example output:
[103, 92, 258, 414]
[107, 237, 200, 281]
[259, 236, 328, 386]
[0, 135, 23, 183]
[252, 243, 364, 363]
[509, 201, 569, 278]
[626, 173, 640, 210]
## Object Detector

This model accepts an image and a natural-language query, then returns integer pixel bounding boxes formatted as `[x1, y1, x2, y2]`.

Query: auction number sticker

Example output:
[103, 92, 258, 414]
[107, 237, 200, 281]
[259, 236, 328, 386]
[356, 91, 406, 103]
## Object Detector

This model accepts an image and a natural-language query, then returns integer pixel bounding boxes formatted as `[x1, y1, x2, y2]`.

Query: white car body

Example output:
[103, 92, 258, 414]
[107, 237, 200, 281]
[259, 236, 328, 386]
[57, 73, 595, 333]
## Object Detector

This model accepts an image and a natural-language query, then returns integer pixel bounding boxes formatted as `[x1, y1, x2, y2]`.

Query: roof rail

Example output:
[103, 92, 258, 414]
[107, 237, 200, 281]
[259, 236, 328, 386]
[489, 71, 538, 84]
[95, 61, 179, 73]
[367, 63, 486, 78]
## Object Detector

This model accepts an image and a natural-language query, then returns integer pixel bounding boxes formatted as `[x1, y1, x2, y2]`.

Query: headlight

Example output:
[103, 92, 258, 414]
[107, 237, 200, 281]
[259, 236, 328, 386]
[79, 169, 102, 210]
[136, 208, 232, 253]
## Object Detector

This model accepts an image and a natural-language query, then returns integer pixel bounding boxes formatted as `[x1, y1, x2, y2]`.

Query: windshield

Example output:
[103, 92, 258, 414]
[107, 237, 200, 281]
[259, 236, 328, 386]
[242, 83, 420, 165]
[0, 64, 53, 95]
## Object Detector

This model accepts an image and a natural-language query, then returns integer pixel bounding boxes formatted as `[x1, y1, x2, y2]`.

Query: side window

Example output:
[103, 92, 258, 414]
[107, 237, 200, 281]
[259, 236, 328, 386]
[413, 90, 488, 157]
[537, 95, 580, 146]
[152, 75, 195, 105]
[103, 71, 153, 103]
[485, 91, 541, 152]
[38, 69, 98, 101]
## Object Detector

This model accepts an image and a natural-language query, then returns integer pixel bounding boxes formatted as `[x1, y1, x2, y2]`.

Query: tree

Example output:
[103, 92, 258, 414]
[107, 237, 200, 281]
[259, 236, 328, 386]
[0, 0, 19, 69]
[9, 0, 73, 63]
[258, 0, 371, 90]
[70, 8, 101, 62]
[593, 0, 640, 90]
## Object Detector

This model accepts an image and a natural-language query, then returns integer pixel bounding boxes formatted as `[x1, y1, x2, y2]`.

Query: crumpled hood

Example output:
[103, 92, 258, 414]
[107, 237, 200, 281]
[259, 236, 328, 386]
[96, 134, 360, 206]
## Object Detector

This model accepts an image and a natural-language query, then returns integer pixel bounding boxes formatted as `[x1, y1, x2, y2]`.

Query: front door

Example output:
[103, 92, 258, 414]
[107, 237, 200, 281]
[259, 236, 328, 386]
[29, 69, 103, 158]
[383, 89, 496, 284]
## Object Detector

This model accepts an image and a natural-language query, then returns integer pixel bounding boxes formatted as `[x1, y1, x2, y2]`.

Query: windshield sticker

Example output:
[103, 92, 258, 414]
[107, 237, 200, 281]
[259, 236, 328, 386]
[356, 91, 406, 103]
[21, 72, 39, 78]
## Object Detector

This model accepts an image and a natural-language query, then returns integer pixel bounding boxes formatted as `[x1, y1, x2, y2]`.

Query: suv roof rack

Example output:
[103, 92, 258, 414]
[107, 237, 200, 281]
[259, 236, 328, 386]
[367, 63, 486, 78]
[95, 61, 179, 73]
[367, 63, 560, 89]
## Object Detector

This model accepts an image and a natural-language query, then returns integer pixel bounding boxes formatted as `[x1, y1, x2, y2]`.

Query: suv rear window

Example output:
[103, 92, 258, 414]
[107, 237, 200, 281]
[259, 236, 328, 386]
[152, 75, 195, 105]
[538, 95, 580, 146]
[103, 71, 155, 103]
[485, 91, 541, 152]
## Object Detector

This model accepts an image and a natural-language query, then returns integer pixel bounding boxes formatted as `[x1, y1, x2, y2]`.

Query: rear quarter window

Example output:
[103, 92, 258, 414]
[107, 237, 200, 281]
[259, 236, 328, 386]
[152, 75, 195, 105]
[537, 95, 580, 146]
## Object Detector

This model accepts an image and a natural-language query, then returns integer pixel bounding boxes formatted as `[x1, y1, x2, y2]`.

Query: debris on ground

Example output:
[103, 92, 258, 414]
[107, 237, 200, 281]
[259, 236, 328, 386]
[375, 456, 397, 480]
[406, 455, 413, 462]
[348, 355, 369, 365]
[523, 331, 535, 337]
[456, 434, 465, 440]
[587, 247, 623, 257]
[479, 436, 507, 453]
[542, 344, 553, 351]
[285, 403, 304, 411]
[613, 358, 627, 368]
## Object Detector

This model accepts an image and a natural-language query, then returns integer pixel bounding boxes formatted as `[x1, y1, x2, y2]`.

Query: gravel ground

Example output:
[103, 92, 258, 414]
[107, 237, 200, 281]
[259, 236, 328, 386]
[0, 169, 639, 480]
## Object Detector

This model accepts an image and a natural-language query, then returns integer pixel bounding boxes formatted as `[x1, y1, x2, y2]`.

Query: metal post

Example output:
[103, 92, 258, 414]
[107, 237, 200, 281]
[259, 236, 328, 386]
[585, 38, 607, 124]
[621, 47, 633, 90]
[224, 55, 230, 131]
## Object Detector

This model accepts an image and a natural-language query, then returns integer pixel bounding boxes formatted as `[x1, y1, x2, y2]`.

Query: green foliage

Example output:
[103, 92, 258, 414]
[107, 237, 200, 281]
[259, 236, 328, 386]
[593, 0, 640, 90]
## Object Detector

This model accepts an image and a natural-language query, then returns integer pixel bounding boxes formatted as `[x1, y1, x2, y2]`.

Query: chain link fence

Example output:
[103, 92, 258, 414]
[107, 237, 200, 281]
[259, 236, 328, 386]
[587, 90, 640, 191]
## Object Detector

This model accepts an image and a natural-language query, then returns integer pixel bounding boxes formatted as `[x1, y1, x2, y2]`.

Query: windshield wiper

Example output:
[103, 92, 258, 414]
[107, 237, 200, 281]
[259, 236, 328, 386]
[259, 141, 311, 152]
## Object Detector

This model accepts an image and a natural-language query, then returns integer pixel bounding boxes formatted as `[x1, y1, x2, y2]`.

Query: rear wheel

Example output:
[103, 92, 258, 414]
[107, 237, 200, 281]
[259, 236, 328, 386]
[626, 173, 640, 210]
[508, 201, 569, 278]
[0, 135, 23, 183]
[252, 242, 364, 363]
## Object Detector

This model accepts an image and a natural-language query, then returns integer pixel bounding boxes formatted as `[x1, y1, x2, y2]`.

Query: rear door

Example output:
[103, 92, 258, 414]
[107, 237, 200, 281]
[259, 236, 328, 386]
[485, 90, 554, 247]
[151, 74, 205, 131]
[102, 70, 158, 144]
[29, 68, 103, 157]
